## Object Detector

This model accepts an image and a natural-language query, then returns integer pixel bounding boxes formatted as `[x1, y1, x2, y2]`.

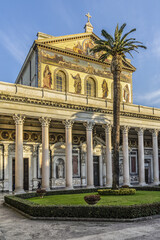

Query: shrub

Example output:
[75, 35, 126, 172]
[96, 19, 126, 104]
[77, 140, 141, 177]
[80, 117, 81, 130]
[98, 188, 136, 196]
[121, 185, 130, 188]
[84, 195, 100, 205]
[4, 195, 160, 219]
[36, 189, 46, 198]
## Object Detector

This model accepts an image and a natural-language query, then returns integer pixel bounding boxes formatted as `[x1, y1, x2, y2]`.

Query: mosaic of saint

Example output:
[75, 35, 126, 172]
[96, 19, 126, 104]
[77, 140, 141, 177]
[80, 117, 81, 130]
[123, 84, 130, 103]
[71, 73, 82, 94]
[39, 49, 132, 83]
[43, 65, 52, 89]
[102, 80, 109, 98]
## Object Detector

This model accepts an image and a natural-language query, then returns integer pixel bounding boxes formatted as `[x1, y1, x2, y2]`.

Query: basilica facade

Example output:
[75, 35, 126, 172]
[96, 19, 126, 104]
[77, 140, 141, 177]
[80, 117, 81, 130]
[0, 15, 160, 193]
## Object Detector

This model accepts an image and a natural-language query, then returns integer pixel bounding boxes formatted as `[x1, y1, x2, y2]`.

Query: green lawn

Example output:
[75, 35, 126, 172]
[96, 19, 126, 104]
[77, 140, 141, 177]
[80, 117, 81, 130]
[28, 191, 160, 206]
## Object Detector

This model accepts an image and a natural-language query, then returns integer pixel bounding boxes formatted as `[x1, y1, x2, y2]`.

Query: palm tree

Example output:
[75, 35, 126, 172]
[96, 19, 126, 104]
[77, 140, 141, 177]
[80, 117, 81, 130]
[91, 23, 146, 189]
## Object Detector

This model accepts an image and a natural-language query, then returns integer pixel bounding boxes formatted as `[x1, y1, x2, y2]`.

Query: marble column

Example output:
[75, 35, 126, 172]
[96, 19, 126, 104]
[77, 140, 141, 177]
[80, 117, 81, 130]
[122, 126, 130, 186]
[63, 120, 74, 189]
[103, 124, 112, 187]
[151, 129, 159, 185]
[137, 128, 145, 186]
[39, 117, 51, 190]
[84, 122, 94, 188]
[32, 145, 38, 190]
[13, 114, 25, 194]
[3, 144, 9, 191]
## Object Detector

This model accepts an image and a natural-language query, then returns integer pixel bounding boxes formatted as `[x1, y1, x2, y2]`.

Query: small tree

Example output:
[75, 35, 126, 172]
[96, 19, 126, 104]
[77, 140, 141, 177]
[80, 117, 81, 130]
[91, 23, 146, 189]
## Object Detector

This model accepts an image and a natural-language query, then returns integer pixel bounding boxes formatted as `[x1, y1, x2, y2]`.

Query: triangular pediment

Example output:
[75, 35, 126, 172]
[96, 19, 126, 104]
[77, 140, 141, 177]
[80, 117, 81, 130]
[35, 32, 136, 71]
[36, 32, 100, 58]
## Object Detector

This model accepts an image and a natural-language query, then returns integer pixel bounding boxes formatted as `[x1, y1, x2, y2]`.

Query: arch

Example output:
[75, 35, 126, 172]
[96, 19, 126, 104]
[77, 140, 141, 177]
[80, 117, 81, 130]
[84, 75, 97, 97]
[54, 68, 69, 92]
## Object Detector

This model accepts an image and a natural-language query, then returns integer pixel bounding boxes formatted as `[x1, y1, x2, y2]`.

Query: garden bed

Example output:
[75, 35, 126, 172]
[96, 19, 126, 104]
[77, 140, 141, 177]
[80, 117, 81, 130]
[4, 189, 160, 220]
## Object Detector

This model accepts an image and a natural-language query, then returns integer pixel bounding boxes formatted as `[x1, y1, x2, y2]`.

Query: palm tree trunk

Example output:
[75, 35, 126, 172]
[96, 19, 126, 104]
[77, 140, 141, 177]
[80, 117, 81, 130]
[111, 55, 122, 189]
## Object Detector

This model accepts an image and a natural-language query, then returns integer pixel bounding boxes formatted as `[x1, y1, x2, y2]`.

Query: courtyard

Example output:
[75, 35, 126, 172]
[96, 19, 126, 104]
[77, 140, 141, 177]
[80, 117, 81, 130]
[0, 193, 160, 240]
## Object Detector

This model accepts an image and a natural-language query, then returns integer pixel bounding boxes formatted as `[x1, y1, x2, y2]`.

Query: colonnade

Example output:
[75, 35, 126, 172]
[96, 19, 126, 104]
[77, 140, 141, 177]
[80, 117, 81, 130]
[13, 114, 160, 194]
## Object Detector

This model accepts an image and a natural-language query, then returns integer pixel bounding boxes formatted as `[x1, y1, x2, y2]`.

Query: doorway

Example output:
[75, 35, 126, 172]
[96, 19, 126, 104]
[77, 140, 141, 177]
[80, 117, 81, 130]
[93, 156, 99, 186]
[145, 159, 151, 184]
[23, 158, 29, 191]
[12, 158, 29, 191]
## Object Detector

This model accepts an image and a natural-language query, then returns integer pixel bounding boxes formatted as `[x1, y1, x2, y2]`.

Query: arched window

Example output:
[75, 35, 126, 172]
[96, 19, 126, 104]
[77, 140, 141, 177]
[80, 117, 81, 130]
[55, 71, 66, 92]
[86, 77, 96, 97]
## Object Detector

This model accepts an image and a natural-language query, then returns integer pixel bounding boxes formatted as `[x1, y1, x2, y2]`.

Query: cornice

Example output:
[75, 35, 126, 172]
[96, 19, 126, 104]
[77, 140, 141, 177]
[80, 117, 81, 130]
[0, 93, 160, 122]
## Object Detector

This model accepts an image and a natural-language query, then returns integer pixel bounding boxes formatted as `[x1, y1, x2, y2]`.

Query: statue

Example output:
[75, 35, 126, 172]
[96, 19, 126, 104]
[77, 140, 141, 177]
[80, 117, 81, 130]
[102, 80, 109, 98]
[43, 65, 52, 89]
[71, 73, 82, 94]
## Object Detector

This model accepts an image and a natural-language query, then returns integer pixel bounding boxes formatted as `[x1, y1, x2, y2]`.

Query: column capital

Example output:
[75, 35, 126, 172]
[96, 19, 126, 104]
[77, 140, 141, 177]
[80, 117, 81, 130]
[102, 124, 112, 133]
[83, 121, 95, 131]
[149, 129, 159, 137]
[39, 117, 51, 127]
[121, 125, 130, 133]
[135, 127, 145, 136]
[13, 114, 25, 125]
[63, 119, 74, 129]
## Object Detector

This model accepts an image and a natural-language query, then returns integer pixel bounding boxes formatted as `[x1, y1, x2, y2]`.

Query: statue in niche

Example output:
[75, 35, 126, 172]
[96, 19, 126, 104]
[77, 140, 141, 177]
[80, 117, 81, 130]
[58, 163, 63, 178]
[71, 73, 82, 94]
[43, 65, 52, 89]
[102, 80, 109, 98]
[123, 84, 130, 103]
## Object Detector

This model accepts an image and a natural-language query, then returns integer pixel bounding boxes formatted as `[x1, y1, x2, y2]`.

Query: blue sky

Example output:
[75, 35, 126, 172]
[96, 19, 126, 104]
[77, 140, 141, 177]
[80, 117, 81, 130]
[0, 0, 160, 108]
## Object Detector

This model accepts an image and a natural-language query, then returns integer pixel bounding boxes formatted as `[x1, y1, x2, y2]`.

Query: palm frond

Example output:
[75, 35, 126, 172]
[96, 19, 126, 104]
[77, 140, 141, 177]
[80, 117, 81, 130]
[121, 28, 136, 42]
[101, 29, 114, 42]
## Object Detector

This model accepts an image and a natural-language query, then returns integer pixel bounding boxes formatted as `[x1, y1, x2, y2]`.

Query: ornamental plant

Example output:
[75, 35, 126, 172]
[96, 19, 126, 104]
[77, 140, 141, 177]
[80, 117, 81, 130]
[91, 23, 146, 189]
[98, 188, 136, 196]
[84, 195, 101, 205]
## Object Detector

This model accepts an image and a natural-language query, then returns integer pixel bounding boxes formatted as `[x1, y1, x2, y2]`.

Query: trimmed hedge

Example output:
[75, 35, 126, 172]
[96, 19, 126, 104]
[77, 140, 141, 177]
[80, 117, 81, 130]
[98, 188, 136, 196]
[4, 194, 160, 219]
[16, 188, 97, 199]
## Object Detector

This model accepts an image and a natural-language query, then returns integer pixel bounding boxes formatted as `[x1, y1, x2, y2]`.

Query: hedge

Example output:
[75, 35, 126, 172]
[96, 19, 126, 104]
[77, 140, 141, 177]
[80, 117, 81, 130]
[98, 188, 136, 196]
[4, 195, 160, 219]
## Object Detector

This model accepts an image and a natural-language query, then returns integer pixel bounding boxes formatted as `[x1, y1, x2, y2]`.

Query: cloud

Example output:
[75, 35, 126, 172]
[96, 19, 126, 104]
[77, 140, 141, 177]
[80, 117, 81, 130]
[0, 29, 28, 64]
[149, 31, 160, 58]
[135, 88, 160, 107]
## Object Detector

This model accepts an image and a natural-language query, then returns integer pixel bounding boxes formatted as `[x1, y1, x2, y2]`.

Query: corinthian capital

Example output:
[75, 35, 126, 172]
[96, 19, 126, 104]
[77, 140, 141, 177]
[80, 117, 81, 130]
[39, 117, 51, 127]
[135, 127, 145, 136]
[83, 121, 95, 131]
[121, 126, 130, 134]
[149, 129, 159, 137]
[63, 119, 74, 129]
[13, 114, 25, 125]
[102, 124, 112, 134]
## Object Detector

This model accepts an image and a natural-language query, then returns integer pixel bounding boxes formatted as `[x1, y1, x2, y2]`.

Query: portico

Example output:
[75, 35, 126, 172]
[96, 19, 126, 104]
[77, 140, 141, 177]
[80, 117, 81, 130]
[3, 106, 158, 193]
